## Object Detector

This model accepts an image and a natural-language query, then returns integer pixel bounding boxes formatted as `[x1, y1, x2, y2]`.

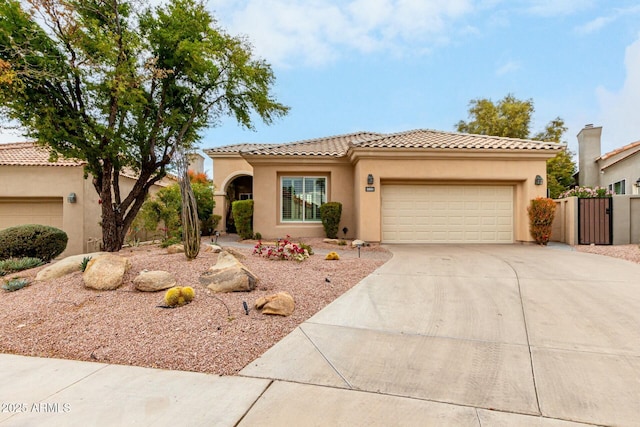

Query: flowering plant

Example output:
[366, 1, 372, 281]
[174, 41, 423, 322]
[253, 235, 310, 262]
[558, 186, 614, 198]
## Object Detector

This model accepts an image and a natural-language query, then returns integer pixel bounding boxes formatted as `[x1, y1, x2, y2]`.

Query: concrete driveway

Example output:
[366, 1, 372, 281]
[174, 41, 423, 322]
[239, 244, 640, 426]
[1, 244, 638, 426]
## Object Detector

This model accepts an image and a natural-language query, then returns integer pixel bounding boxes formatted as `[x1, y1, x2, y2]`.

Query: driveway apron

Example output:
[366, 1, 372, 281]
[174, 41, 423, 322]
[240, 244, 640, 427]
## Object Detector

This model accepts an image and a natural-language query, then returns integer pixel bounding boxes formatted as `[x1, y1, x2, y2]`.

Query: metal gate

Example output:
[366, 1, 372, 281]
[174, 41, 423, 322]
[578, 198, 613, 245]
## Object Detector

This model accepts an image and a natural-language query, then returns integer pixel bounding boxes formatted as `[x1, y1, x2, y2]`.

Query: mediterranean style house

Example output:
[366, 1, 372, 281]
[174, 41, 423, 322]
[205, 129, 562, 244]
[0, 142, 175, 256]
[577, 124, 640, 195]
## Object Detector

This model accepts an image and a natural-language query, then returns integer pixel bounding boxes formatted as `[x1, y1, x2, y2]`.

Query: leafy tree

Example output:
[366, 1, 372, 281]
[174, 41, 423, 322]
[456, 95, 575, 197]
[0, 0, 289, 251]
[456, 94, 533, 139]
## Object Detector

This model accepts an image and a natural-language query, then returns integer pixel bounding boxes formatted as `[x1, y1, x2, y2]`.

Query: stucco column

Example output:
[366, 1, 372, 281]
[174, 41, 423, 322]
[213, 191, 226, 232]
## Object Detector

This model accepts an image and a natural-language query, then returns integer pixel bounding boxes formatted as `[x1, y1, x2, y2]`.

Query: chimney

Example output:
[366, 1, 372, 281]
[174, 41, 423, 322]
[187, 153, 205, 175]
[577, 124, 602, 188]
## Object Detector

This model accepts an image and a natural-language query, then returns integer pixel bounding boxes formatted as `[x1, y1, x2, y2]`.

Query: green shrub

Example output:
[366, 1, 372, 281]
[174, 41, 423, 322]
[299, 242, 314, 255]
[232, 200, 254, 240]
[80, 256, 92, 272]
[254, 232, 262, 240]
[528, 197, 556, 245]
[211, 214, 222, 231]
[2, 277, 30, 292]
[0, 257, 44, 276]
[319, 202, 342, 239]
[0, 225, 68, 262]
[160, 236, 182, 248]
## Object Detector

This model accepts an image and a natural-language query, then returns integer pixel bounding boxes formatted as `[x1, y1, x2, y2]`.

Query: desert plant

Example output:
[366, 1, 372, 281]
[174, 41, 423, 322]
[319, 202, 342, 239]
[0, 225, 68, 262]
[2, 277, 30, 292]
[211, 214, 222, 231]
[298, 243, 314, 256]
[325, 251, 340, 260]
[160, 236, 182, 248]
[164, 286, 195, 307]
[80, 256, 92, 272]
[232, 200, 254, 240]
[0, 257, 44, 276]
[254, 232, 262, 240]
[253, 235, 310, 261]
[528, 197, 556, 245]
[338, 240, 347, 246]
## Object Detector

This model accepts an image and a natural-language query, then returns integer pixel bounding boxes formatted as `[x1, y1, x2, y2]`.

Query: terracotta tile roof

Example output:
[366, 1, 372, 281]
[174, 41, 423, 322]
[355, 129, 561, 151]
[0, 142, 84, 166]
[242, 132, 383, 156]
[203, 143, 274, 155]
[599, 140, 640, 161]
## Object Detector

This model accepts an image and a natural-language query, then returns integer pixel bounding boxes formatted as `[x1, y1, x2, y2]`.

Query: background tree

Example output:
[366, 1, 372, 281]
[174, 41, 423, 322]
[0, 0, 289, 251]
[456, 94, 575, 198]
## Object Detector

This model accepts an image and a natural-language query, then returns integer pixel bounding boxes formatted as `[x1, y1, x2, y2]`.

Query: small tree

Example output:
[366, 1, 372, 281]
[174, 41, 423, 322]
[232, 200, 254, 240]
[319, 202, 342, 239]
[528, 198, 556, 245]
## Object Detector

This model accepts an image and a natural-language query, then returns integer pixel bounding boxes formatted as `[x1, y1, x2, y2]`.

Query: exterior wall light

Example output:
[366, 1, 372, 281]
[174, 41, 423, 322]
[67, 193, 77, 203]
[367, 174, 374, 185]
[636, 177, 640, 187]
[535, 175, 543, 185]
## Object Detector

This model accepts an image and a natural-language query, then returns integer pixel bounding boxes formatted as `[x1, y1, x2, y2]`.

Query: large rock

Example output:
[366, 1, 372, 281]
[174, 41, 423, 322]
[166, 244, 184, 254]
[36, 252, 107, 281]
[351, 239, 367, 247]
[133, 270, 176, 292]
[199, 251, 258, 293]
[83, 254, 131, 290]
[204, 244, 222, 253]
[255, 292, 295, 316]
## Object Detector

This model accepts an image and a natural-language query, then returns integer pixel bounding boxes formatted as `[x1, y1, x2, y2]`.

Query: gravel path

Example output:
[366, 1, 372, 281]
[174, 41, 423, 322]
[574, 243, 640, 264]
[0, 238, 390, 376]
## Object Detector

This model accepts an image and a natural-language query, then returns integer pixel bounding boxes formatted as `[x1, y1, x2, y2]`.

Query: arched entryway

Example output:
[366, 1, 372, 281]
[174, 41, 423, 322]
[224, 174, 253, 233]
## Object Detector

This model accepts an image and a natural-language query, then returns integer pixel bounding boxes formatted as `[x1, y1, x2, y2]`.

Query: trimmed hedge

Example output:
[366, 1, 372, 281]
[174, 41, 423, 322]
[319, 202, 342, 239]
[232, 200, 254, 240]
[0, 224, 68, 262]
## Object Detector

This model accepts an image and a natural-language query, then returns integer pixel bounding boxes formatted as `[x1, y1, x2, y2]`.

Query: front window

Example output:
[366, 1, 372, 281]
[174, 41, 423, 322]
[611, 179, 626, 195]
[281, 177, 326, 222]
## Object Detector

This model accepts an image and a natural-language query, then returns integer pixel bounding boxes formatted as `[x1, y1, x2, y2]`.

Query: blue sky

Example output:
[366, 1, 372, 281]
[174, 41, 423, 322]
[2, 0, 640, 176]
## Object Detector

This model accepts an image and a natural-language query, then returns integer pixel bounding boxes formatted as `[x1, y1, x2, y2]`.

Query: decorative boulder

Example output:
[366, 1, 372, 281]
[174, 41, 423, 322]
[323, 238, 340, 244]
[133, 270, 176, 292]
[222, 247, 246, 260]
[351, 239, 367, 247]
[35, 252, 107, 281]
[199, 251, 258, 293]
[204, 244, 222, 253]
[167, 244, 184, 254]
[255, 292, 295, 316]
[83, 254, 131, 290]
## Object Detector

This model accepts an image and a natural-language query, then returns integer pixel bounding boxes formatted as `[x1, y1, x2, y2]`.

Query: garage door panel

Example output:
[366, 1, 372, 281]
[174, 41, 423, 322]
[0, 198, 63, 230]
[381, 185, 513, 244]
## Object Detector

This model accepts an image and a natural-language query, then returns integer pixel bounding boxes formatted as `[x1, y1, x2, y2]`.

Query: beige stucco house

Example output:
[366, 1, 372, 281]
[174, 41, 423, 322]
[0, 142, 173, 257]
[205, 129, 562, 244]
[577, 124, 640, 194]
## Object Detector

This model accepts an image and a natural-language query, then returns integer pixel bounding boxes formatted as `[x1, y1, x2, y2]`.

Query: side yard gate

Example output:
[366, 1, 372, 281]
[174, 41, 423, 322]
[578, 198, 613, 245]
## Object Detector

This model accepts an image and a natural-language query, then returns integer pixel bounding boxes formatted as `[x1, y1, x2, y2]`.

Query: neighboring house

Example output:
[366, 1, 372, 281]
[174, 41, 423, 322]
[577, 124, 640, 194]
[0, 142, 173, 257]
[205, 129, 562, 244]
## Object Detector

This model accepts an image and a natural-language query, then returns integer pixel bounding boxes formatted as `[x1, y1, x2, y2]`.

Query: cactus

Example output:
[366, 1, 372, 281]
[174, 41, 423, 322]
[163, 286, 196, 307]
[325, 252, 340, 261]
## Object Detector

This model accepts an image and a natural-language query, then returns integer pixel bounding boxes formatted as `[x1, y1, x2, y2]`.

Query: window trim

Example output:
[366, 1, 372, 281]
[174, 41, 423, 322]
[280, 176, 327, 223]
[611, 179, 626, 195]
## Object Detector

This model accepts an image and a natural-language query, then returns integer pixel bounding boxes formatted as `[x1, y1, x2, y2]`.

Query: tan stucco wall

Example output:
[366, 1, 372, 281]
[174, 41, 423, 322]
[351, 154, 549, 243]
[600, 154, 640, 195]
[211, 156, 254, 232]
[0, 165, 172, 256]
[250, 160, 355, 239]
[0, 165, 89, 257]
[551, 197, 578, 245]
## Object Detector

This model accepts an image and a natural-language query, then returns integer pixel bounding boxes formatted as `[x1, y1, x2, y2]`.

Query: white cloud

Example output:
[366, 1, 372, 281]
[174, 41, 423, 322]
[596, 34, 640, 151]
[496, 60, 521, 76]
[574, 5, 640, 35]
[525, 0, 594, 17]
[214, 0, 475, 67]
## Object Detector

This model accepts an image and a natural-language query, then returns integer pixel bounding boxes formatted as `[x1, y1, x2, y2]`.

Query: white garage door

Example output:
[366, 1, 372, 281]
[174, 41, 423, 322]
[0, 198, 64, 230]
[381, 185, 513, 243]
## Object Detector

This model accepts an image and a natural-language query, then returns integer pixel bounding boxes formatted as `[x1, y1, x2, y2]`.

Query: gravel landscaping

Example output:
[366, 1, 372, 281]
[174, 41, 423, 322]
[0, 238, 390, 376]
[574, 243, 640, 264]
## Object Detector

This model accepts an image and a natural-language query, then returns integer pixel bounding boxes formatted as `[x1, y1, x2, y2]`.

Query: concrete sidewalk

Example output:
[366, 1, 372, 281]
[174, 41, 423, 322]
[1, 244, 639, 426]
